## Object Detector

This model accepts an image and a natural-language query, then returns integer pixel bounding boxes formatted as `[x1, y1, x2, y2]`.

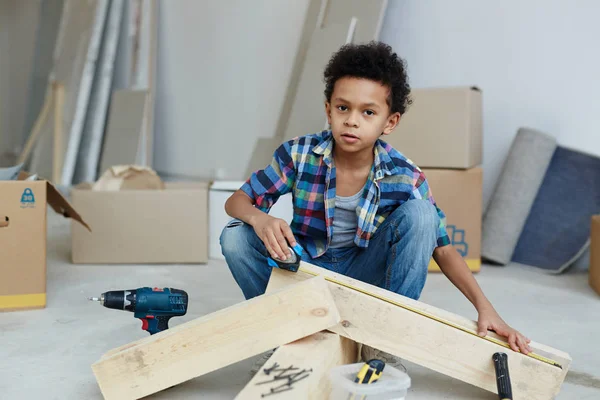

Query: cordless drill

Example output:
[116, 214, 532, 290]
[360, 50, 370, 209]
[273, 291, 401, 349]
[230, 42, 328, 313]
[89, 287, 188, 335]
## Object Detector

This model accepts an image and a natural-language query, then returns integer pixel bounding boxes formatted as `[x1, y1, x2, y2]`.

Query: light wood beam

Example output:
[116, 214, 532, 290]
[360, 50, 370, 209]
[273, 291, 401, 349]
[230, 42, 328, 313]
[92, 276, 340, 400]
[266, 262, 571, 400]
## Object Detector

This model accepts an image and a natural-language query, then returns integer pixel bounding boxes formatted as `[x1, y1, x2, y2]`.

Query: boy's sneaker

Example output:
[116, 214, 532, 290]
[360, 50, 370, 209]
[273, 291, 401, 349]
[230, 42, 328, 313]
[361, 345, 407, 373]
[249, 348, 277, 376]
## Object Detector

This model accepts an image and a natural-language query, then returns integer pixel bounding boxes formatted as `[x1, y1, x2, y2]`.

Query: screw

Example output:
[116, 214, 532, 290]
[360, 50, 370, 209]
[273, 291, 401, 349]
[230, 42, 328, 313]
[261, 386, 293, 397]
[263, 362, 280, 375]
[275, 365, 295, 378]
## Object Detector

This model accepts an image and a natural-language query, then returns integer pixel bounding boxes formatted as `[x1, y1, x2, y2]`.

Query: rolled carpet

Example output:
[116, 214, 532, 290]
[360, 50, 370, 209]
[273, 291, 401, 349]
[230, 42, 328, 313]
[481, 128, 557, 264]
[512, 146, 600, 273]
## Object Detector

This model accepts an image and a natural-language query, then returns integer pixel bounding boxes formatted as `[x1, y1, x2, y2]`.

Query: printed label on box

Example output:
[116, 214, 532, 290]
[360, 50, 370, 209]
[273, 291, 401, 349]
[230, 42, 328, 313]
[20, 188, 36, 208]
[447, 224, 468, 257]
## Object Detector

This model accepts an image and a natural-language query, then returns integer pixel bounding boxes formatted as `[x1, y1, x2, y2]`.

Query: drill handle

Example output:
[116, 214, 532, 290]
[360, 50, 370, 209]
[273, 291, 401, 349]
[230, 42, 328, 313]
[139, 315, 172, 335]
[156, 315, 171, 332]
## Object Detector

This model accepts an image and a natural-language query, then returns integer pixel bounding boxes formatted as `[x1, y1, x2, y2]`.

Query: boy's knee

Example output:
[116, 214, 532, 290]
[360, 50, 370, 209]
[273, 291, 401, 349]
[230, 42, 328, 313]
[219, 220, 252, 258]
[394, 200, 439, 235]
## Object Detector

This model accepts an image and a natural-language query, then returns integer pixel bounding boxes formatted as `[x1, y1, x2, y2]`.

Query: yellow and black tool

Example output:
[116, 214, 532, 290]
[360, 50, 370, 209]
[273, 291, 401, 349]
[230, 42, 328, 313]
[348, 359, 386, 400]
[354, 359, 385, 384]
[493, 352, 513, 400]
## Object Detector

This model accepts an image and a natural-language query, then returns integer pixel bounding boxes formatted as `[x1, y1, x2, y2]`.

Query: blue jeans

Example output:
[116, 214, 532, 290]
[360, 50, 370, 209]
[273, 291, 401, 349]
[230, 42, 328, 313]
[220, 200, 439, 301]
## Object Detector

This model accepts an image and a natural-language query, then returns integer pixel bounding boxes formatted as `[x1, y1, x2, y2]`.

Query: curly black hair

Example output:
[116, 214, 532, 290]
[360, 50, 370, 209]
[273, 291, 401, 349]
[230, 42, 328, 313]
[323, 41, 412, 115]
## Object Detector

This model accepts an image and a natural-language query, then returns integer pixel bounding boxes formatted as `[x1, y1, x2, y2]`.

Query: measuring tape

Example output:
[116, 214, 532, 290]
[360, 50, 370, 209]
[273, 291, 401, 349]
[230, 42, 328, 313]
[298, 267, 562, 369]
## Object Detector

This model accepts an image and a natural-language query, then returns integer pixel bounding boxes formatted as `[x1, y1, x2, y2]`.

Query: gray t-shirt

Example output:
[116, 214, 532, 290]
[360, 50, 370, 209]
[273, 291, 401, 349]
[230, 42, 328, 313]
[330, 189, 362, 248]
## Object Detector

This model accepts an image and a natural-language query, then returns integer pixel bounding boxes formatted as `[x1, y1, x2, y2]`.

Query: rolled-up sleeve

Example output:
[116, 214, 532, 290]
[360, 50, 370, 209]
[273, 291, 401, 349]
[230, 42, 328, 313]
[411, 170, 450, 247]
[240, 141, 296, 213]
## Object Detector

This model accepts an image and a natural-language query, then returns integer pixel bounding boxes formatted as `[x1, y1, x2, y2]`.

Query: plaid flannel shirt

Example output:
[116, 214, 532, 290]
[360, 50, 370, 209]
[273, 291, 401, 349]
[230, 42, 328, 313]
[240, 130, 450, 258]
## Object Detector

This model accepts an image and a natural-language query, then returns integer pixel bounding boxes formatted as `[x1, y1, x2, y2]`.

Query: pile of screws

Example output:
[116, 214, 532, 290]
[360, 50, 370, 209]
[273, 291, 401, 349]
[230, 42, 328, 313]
[256, 362, 313, 397]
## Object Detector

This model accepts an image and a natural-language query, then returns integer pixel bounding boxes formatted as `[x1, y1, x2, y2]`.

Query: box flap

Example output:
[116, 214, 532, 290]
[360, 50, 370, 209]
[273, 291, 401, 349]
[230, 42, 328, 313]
[46, 182, 91, 231]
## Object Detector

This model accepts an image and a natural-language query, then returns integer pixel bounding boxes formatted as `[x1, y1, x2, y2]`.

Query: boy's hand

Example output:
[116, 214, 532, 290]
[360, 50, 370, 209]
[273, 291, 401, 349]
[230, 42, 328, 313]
[253, 215, 297, 261]
[477, 306, 532, 354]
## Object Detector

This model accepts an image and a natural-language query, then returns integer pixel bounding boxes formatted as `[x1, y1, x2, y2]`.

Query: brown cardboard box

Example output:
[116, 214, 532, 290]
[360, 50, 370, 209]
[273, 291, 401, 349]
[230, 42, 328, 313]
[0, 173, 88, 312]
[385, 86, 483, 169]
[590, 215, 600, 295]
[71, 182, 209, 264]
[423, 167, 483, 272]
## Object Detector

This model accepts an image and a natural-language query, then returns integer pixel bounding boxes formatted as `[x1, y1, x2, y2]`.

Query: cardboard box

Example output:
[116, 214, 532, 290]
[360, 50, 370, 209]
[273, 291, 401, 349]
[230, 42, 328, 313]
[1, 173, 88, 312]
[423, 167, 483, 272]
[385, 86, 483, 169]
[209, 181, 294, 260]
[71, 182, 209, 264]
[590, 215, 600, 295]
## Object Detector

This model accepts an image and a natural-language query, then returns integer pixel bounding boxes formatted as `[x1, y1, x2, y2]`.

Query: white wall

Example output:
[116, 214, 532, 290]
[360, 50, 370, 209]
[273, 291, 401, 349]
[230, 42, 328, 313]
[380, 0, 600, 208]
[154, 0, 311, 180]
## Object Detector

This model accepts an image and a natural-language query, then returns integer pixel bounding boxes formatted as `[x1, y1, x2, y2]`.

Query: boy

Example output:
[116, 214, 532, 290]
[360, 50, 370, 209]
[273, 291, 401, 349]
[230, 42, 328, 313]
[220, 41, 531, 371]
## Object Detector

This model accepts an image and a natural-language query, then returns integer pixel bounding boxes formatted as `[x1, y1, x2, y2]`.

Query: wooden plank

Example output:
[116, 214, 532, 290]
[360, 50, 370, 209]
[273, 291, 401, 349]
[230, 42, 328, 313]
[267, 262, 571, 370]
[144, 0, 158, 167]
[18, 85, 52, 165]
[271, 0, 321, 147]
[52, 82, 65, 182]
[20, 0, 64, 155]
[266, 262, 571, 400]
[92, 276, 340, 400]
[279, 0, 388, 142]
[235, 332, 358, 399]
[98, 89, 147, 174]
[0, 0, 41, 159]
[244, 137, 282, 178]
[29, 0, 108, 182]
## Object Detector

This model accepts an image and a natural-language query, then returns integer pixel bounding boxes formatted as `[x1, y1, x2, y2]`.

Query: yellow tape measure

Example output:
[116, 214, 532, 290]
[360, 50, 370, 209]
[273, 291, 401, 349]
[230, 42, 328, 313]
[298, 267, 562, 369]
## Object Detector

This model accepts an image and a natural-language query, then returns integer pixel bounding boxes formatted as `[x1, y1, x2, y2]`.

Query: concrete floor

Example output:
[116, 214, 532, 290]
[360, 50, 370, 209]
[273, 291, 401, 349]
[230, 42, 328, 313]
[1, 213, 600, 399]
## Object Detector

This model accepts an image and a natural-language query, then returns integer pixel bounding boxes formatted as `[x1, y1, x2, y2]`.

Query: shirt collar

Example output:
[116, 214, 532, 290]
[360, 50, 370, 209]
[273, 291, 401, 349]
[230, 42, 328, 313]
[312, 130, 397, 179]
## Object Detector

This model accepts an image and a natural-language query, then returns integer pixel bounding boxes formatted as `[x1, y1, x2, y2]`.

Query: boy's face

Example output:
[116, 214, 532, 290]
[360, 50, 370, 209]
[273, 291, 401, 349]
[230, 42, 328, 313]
[325, 76, 400, 154]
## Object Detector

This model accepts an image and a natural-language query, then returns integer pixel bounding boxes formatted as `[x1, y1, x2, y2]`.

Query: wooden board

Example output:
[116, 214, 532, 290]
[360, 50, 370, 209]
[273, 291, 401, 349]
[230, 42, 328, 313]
[266, 262, 571, 400]
[98, 89, 147, 175]
[29, 0, 108, 182]
[244, 137, 282, 178]
[280, 0, 388, 142]
[52, 82, 65, 182]
[270, 0, 321, 149]
[92, 276, 340, 400]
[235, 332, 358, 399]
[141, 0, 158, 167]
[280, 20, 349, 142]
[16, 0, 62, 157]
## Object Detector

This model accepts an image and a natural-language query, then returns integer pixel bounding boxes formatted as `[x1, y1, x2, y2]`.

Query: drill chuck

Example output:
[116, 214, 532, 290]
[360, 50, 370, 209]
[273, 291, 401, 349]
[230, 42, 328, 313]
[100, 290, 137, 311]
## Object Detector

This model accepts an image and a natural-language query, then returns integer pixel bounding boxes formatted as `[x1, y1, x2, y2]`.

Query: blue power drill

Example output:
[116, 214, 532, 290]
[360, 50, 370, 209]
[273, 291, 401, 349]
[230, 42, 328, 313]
[89, 287, 188, 335]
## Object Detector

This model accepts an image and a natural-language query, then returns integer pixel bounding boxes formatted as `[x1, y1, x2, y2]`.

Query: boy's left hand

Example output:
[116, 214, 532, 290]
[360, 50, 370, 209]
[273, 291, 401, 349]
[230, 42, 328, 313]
[477, 306, 532, 354]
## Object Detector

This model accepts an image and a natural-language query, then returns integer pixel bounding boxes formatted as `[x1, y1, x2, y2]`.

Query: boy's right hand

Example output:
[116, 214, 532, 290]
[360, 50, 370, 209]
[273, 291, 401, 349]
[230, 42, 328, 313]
[253, 215, 297, 261]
